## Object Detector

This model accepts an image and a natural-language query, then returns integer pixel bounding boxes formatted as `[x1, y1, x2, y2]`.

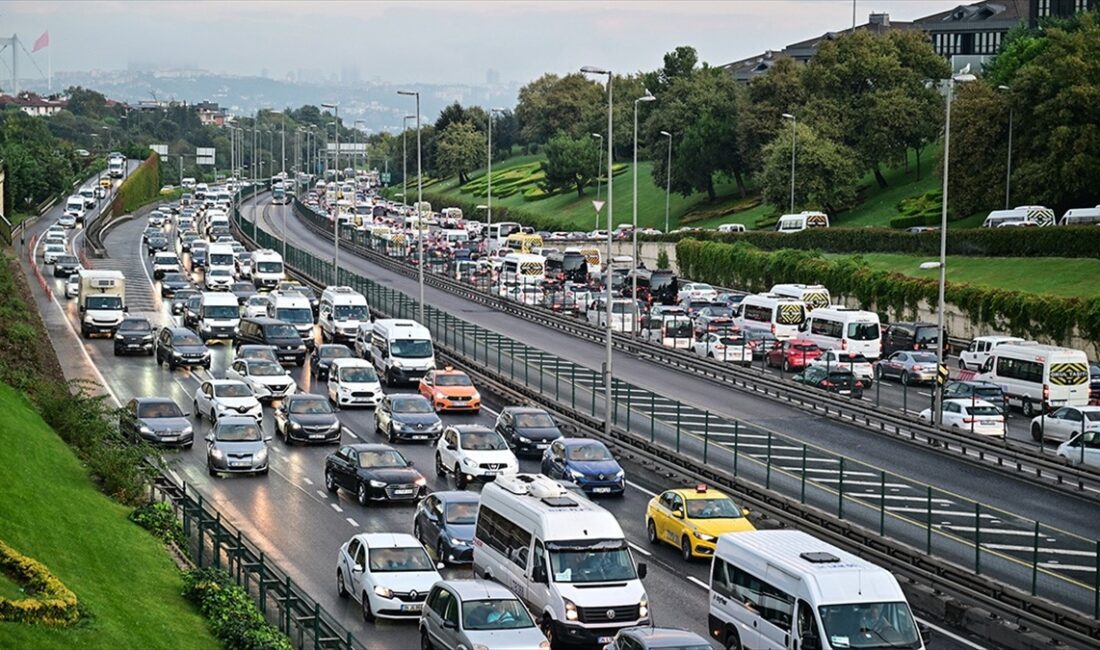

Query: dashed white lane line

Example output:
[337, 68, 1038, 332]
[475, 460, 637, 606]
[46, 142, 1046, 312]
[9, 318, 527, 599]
[346, 518, 359, 527]
[627, 481, 658, 497]
[331, 503, 343, 513]
[628, 542, 652, 557]
[302, 477, 314, 485]
[316, 489, 329, 499]
[687, 576, 709, 591]
[916, 618, 988, 650]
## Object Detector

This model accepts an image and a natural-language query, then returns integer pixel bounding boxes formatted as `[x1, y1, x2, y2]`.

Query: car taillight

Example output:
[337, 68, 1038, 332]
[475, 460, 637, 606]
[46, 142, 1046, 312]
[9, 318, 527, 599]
[854, 380, 864, 388]
[841, 339, 848, 350]
[1043, 384, 1050, 402]
[962, 417, 974, 424]
[913, 343, 920, 350]
[770, 324, 776, 333]
[821, 380, 834, 388]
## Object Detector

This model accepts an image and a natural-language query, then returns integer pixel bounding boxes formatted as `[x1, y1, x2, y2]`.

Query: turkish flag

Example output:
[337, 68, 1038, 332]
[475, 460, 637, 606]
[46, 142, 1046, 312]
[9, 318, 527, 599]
[32, 31, 48, 53]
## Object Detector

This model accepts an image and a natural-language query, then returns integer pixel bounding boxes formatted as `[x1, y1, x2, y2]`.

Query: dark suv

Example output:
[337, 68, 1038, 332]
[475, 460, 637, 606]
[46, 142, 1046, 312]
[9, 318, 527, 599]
[943, 380, 1007, 413]
[155, 326, 211, 370]
[113, 317, 155, 356]
[882, 321, 939, 356]
[234, 317, 307, 366]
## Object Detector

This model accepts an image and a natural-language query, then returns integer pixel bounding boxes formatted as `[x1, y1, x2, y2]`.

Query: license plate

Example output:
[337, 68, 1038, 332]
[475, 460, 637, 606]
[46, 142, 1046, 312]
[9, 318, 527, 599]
[598, 637, 614, 644]
[230, 461, 248, 467]
[482, 471, 499, 476]
[162, 436, 178, 442]
[536, 443, 549, 449]
[393, 489, 414, 495]
[592, 487, 612, 493]
[412, 435, 428, 439]
[401, 604, 422, 613]
[839, 390, 850, 394]
[127, 344, 140, 349]
[310, 434, 325, 439]
[980, 420, 996, 426]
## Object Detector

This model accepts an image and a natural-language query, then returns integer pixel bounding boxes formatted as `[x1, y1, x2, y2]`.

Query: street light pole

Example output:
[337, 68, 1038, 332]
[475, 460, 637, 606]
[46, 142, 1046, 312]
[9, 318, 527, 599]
[487, 107, 504, 228]
[661, 131, 672, 234]
[281, 117, 286, 175]
[782, 113, 796, 213]
[582, 65, 614, 439]
[402, 115, 415, 208]
[998, 85, 1013, 210]
[398, 90, 424, 322]
[322, 103, 340, 276]
[632, 91, 656, 312]
[592, 133, 603, 208]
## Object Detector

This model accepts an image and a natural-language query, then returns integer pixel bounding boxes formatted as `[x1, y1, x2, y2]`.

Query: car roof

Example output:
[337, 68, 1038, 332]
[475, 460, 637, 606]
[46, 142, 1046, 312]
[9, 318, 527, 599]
[560, 437, 605, 448]
[331, 357, 371, 368]
[166, 326, 198, 336]
[944, 398, 998, 408]
[447, 424, 493, 433]
[133, 396, 176, 405]
[347, 443, 398, 452]
[620, 626, 711, 646]
[502, 406, 548, 415]
[215, 416, 259, 426]
[670, 486, 732, 501]
[437, 579, 515, 600]
[431, 368, 468, 376]
[285, 393, 325, 401]
[431, 490, 480, 504]
[352, 532, 421, 548]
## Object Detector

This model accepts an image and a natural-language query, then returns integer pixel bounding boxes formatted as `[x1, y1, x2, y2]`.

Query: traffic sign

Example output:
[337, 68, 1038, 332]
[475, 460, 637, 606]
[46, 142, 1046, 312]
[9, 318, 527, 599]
[150, 144, 168, 157]
[936, 364, 950, 386]
[381, 173, 391, 184]
[197, 147, 216, 166]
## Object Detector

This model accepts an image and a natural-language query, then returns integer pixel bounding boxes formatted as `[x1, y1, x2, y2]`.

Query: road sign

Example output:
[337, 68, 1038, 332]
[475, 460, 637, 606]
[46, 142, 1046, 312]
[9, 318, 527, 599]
[937, 363, 950, 386]
[380, 173, 391, 184]
[150, 144, 168, 157]
[197, 147, 216, 166]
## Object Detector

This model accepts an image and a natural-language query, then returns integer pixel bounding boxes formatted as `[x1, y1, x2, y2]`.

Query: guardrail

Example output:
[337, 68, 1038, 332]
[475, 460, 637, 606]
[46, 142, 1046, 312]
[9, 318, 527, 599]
[149, 467, 367, 650]
[288, 199, 1100, 501]
[232, 197, 1100, 649]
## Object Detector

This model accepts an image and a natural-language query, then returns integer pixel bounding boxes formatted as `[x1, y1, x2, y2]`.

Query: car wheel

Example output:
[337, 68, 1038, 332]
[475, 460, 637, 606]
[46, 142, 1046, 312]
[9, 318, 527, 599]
[357, 482, 369, 506]
[361, 593, 375, 622]
[386, 423, 396, 444]
[156, 353, 163, 366]
[681, 535, 693, 562]
[210, 408, 217, 423]
[325, 469, 339, 493]
[647, 519, 658, 545]
[1031, 423, 1043, 442]
[1023, 400, 1036, 417]
[113, 345, 121, 356]
[435, 453, 445, 477]
[420, 630, 434, 650]
[455, 466, 467, 489]
[958, 359, 967, 369]
[207, 461, 216, 477]
[336, 569, 348, 598]
[901, 371, 911, 386]
[436, 539, 447, 565]
[782, 359, 791, 372]
[724, 629, 743, 650]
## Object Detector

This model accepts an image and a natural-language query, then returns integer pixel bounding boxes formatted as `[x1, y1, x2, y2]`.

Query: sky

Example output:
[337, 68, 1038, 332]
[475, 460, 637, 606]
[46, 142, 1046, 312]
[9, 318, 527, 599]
[3, 0, 969, 86]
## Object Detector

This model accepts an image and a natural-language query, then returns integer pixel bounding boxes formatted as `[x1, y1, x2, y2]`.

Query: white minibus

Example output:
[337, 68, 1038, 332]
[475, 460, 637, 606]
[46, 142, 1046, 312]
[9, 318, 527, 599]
[801, 306, 882, 359]
[770, 284, 831, 311]
[370, 319, 435, 385]
[977, 343, 1090, 415]
[736, 294, 807, 339]
[775, 212, 829, 233]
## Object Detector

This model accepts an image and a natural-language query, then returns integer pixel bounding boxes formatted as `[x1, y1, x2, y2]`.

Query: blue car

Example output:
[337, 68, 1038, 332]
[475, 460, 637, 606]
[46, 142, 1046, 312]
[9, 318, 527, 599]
[541, 438, 625, 496]
[413, 491, 479, 564]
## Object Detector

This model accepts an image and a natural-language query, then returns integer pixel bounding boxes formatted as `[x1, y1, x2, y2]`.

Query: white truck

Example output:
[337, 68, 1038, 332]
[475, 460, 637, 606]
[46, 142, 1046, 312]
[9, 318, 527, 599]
[78, 270, 126, 338]
[251, 249, 285, 289]
[107, 156, 125, 179]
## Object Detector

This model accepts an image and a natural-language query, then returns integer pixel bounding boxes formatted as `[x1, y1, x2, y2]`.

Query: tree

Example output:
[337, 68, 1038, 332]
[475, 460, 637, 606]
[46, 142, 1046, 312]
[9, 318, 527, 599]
[540, 132, 599, 198]
[491, 110, 518, 158]
[64, 86, 108, 119]
[435, 102, 470, 134]
[943, 81, 1011, 217]
[515, 73, 603, 143]
[738, 58, 806, 171]
[435, 120, 485, 185]
[758, 121, 861, 215]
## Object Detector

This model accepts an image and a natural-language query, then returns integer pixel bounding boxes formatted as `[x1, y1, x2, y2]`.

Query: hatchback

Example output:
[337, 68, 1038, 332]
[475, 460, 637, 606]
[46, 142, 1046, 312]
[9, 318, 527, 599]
[419, 580, 547, 650]
[205, 417, 270, 476]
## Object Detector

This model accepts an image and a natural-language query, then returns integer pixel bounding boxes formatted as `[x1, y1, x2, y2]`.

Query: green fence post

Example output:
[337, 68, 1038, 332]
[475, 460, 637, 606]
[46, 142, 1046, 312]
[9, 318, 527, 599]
[591, 373, 597, 415]
[236, 530, 243, 584]
[555, 363, 559, 400]
[213, 512, 222, 570]
[926, 486, 933, 554]
[523, 347, 529, 387]
[496, 340, 502, 374]
[837, 457, 845, 519]
[626, 388, 632, 432]
[675, 402, 682, 452]
[975, 502, 981, 574]
[182, 484, 191, 537]
[571, 366, 576, 409]
[197, 495, 205, 567]
[733, 423, 740, 477]
[650, 395, 656, 443]
[800, 445, 807, 503]
[703, 412, 710, 464]
[313, 603, 321, 650]
[880, 471, 886, 536]
[1094, 540, 1099, 619]
[766, 431, 773, 490]
[1031, 521, 1039, 596]
[283, 577, 293, 633]
[259, 552, 267, 615]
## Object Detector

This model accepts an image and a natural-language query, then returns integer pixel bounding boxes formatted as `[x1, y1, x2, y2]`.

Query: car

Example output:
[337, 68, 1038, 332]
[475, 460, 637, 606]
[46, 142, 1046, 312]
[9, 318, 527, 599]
[1056, 431, 1100, 470]
[645, 484, 756, 561]
[374, 394, 443, 443]
[171, 288, 200, 315]
[792, 366, 865, 398]
[602, 626, 711, 650]
[676, 282, 718, 305]
[234, 317, 307, 366]
[234, 344, 281, 364]
[1090, 362, 1100, 400]
[943, 380, 1007, 414]
[113, 317, 155, 356]
[52, 254, 81, 278]
[159, 272, 191, 297]
[274, 394, 343, 444]
[327, 358, 383, 408]
[335, 532, 442, 622]
[919, 398, 1005, 437]
[65, 273, 80, 299]
[226, 357, 296, 403]
[766, 338, 823, 372]
[57, 213, 76, 229]
[324, 444, 427, 505]
[242, 294, 269, 319]
[152, 252, 182, 279]
[418, 368, 481, 413]
[205, 416, 271, 476]
[874, 351, 939, 385]
[178, 232, 200, 254]
[419, 580, 548, 650]
[310, 343, 355, 381]
[236, 252, 254, 279]
[147, 211, 166, 227]
[119, 397, 194, 448]
[434, 425, 518, 489]
[155, 326, 211, 370]
[193, 379, 262, 422]
[230, 281, 256, 305]
[204, 267, 234, 290]
[808, 350, 875, 386]
[146, 233, 169, 255]
[142, 225, 160, 243]
[882, 321, 939, 356]
[540, 438, 625, 496]
[693, 332, 752, 365]
[42, 243, 66, 264]
[493, 406, 563, 456]
[413, 492, 479, 565]
[714, 293, 745, 308]
[693, 305, 736, 334]
[1029, 405, 1100, 443]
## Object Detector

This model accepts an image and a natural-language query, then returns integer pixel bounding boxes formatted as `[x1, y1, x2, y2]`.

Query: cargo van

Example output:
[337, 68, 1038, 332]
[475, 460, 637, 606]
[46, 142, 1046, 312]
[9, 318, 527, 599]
[265, 290, 315, 346]
[207, 243, 236, 276]
[370, 319, 435, 385]
[251, 249, 285, 289]
[1059, 207, 1100, 226]
[319, 286, 369, 344]
[198, 292, 241, 341]
[977, 343, 1090, 415]
[708, 530, 923, 650]
[473, 474, 650, 646]
[801, 306, 882, 359]
[775, 211, 829, 233]
[501, 253, 546, 286]
[770, 284, 831, 311]
[735, 294, 807, 339]
[78, 270, 126, 338]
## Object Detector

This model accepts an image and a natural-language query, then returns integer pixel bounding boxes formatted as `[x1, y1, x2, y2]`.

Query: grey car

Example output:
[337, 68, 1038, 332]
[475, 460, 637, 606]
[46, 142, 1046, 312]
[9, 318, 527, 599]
[274, 394, 343, 444]
[602, 626, 712, 650]
[205, 417, 271, 476]
[874, 350, 940, 385]
[120, 397, 194, 448]
[419, 580, 547, 650]
[160, 272, 192, 297]
[374, 394, 443, 443]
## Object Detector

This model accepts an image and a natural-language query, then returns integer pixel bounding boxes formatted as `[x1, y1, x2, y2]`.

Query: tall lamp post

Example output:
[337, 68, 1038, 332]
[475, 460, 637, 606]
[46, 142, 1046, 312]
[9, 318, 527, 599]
[582, 65, 614, 439]
[398, 90, 424, 322]
[592, 133, 603, 208]
[921, 69, 976, 427]
[782, 113, 796, 213]
[632, 91, 656, 312]
[660, 131, 672, 234]
[354, 119, 368, 171]
[998, 84, 1013, 210]
[322, 103, 341, 278]
[486, 107, 504, 228]
[402, 115, 415, 207]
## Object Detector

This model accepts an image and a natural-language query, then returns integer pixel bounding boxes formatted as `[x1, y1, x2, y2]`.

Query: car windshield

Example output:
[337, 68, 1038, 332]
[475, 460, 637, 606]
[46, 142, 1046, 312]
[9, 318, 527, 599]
[340, 366, 377, 383]
[791, 343, 819, 352]
[514, 412, 555, 428]
[834, 354, 870, 364]
[256, 261, 283, 273]
[320, 347, 353, 360]
[612, 302, 635, 315]
[86, 296, 122, 310]
[120, 319, 151, 331]
[565, 443, 612, 461]
[267, 324, 300, 338]
[174, 332, 204, 346]
[686, 497, 743, 519]
[435, 373, 472, 387]
[705, 306, 733, 318]
[818, 602, 922, 649]
[847, 322, 880, 341]
[232, 283, 253, 292]
[215, 422, 262, 442]
[965, 405, 1001, 417]
[277, 307, 313, 324]
[209, 268, 231, 278]
[911, 353, 938, 363]
[289, 398, 333, 414]
[367, 547, 434, 573]
[205, 305, 239, 319]
[1085, 411, 1100, 422]
[913, 327, 938, 344]
[460, 430, 507, 450]
[548, 544, 637, 584]
[719, 336, 746, 346]
[445, 502, 478, 524]
[163, 273, 187, 283]
[974, 387, 1004, 399]
[358, 449, 408, 468]
[214, 383, 253, 398]
[334, 305, 369, 320]
[392, 397, 433, 413]
[391, 339, 433, 358]
[137, 402, 183, 418]
[57, 256, 78, 265]
[667, 321, 694, 337]
[247, 296, 267, 306]
[249, 361, 284, 376]
[461, 598, 534, 631]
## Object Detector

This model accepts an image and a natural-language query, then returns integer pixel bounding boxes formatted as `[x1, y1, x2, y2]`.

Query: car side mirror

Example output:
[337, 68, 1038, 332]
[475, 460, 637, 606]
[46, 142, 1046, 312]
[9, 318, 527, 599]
[446, 443, 456, 451]
[742, 508, 750, 517]
[79, 305, 85, 313]
[673, 508, 684, 519]
[285, 370, 291, 375]
[264, 435, 273, 442]
[436, 561, 445, 570]
[637, 562, 647, 579]
[205, 433, 214, 443]
[407, 460, 414, 467]
[352, 563, 363, 573]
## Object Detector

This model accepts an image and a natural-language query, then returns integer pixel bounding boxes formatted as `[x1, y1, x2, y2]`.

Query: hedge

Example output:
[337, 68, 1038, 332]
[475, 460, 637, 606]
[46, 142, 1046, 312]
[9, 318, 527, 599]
[675, 238, 1100, 347]
[130, 501, 186, 547]
[0, 539, 79, 626]
[111, 153, 161, 217]
[183, 568, 292, 650]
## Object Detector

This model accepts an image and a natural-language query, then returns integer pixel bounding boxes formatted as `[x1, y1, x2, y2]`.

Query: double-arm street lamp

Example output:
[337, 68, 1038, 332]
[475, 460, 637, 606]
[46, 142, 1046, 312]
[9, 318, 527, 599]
[397, 90, 424, 322]
[322, 103, 341, 279]
[632, 90, 656, 312]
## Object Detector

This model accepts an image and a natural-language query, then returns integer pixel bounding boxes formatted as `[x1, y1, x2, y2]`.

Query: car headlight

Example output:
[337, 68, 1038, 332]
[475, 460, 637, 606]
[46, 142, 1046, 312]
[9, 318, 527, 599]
[255, 448, 268, 462]
[172, 351, 183, 357]
[518, 435, 531, 443]
[472, 391, 481, 400]
[215, 404, 228, 413]
[182, 426, 193, 435]
[434, 391, 445, 400]
[615, 469, 625, 479]
[391, 420, 405, 430]
[564, 598, 578, 621]
[139, 425, 153, 435]
[330, 421, 342, 432]
[113, 333, 124, 341]
[210, 448, 224, 459]
[369, 480, 387, 488]
[296, 344, 306, 351]
[639, 598, 649, 619]
[450, 537, 466, 546]
[289, 421, 302, 430]
[462, 457, 476, 467]
[428, 422, 442, 432]
[568, 469, 584, 480]
[373, 585, 393, 598]
[694, 531, 717, 542]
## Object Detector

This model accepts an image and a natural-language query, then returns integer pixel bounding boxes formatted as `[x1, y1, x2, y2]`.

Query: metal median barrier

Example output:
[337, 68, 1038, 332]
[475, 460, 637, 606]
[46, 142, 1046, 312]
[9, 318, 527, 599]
[231, 199, 1100, 648]
[287, 199, 1100, 502]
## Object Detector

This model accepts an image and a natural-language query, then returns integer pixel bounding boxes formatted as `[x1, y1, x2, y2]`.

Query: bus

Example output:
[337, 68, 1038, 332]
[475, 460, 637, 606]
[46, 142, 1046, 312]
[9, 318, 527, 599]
[504, 232, 543, 254]
[486, 221, 522, 252]
[544, 250, 588, 284]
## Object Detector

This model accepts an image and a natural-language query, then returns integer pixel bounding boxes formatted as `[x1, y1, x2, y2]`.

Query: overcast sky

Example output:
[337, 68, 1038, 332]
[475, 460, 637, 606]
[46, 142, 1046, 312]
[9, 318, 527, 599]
[6, 1, 966, 85]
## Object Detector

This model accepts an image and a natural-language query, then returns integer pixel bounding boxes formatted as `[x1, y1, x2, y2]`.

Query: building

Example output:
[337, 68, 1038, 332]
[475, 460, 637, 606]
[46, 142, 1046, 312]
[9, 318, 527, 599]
[0, 92, 67, 117]
[195, 101, 226, 126]
[1032, 0, 1099, 22]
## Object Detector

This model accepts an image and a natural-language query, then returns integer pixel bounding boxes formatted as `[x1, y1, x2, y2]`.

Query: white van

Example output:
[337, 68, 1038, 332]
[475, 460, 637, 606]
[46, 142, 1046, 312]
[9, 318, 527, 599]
[319, 286, 370, 344]
[587, 297, 637, 333]
[982, 205, 1055, 228]
[198, 292, 241, 341]
[736, 294, 807, 340]
[370, 319, 435, 385]
[1059, 207, 1100, 226]
[501, 253, 546, 286]
[958, 335, 1025, 371]
[205, 210, 230, 235]
[473, 474, 650, 646]
[207, 243, 236, 276]
[708, 530, 923, 650]
[977, 343, 1090, 415]
[440, 228, 469, 247]
[251, 249, 285, 289]
[776, 211, 829, 233]
[486, 221, 522, 252]
[801, 306, 882, 359]
[717, 223, 747, 233]
[266, 290, 315, 343]
[770, 284, 831, 311]
[64, 196, 86, 222]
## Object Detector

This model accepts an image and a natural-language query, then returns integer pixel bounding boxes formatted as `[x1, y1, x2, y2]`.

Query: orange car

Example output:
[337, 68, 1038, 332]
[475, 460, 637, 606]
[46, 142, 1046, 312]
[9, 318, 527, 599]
[418, 367, 481, 413]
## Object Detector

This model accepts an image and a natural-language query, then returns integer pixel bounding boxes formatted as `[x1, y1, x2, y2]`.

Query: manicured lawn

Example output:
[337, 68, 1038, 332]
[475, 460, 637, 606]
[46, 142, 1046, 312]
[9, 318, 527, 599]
[0, 383, 217, 649]
[825, 253, 1100, 298]
[833, 146, 943, 228]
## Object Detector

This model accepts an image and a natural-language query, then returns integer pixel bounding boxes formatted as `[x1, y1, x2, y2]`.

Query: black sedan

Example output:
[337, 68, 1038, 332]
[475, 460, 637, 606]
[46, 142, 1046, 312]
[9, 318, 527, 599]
[113, 317, 155, 356]
[119, 397, 194, 448]
[494, 406, 563, 456]
[274, 394, 342, 444]
[53, 254, 81, 278]
[160, 272, 192, 297]
[323, 443, 427, 505]
[374, 394, 443, 443]
[171, 288, 199, 315]
[146, 234, 169, 255]
[309, 344, 355, 381]
[413, 491, 478, 564]
[793, 366, 864, 399]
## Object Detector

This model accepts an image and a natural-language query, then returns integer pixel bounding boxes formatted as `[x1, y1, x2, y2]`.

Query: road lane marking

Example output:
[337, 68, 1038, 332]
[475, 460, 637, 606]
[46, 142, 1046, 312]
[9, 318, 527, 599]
[627, 542, 651, 557]
[316, 489, 329, 499]
[346, 518, 360, 527]
[687, 576, 709, 591]
[302, 477, 313, 485]
[915, 618, 987, 650]
[331, 503, 343, 513]
[626, 481, 658, 497]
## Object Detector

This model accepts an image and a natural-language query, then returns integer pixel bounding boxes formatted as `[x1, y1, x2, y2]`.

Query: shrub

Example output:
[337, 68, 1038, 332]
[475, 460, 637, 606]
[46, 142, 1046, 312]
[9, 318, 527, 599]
[183, 568, 292, 650]
[656, 249, 670, 270]
[130, 501, 186, 547]
[0, 540, 79, 626]
[111, 153, 161, 217]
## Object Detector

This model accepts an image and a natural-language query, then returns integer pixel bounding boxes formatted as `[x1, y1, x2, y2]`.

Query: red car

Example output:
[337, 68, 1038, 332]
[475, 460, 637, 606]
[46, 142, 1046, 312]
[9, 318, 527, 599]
[766, 339, 823, 372]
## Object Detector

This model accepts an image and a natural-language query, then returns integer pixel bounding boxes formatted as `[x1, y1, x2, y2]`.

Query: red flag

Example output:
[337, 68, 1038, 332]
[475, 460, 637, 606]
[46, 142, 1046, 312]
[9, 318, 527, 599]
[32, 31, 48, 53]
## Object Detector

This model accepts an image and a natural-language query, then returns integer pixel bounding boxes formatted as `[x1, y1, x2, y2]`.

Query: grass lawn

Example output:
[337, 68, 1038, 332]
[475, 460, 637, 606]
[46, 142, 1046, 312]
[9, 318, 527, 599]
[833, 146, 943, 228]
[0, 383, 218, 649]
[825, 253, 1100, 298]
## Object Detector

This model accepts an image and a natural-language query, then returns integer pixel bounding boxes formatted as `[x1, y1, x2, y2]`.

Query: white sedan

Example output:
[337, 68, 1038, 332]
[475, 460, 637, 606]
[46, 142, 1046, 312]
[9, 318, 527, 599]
[226, 358, 297, 403]
[693, 333, 752, 365]
[336, 533, 442, 621]
[193, 379, 262, 422]
[676, 282, 718, 305]
[1056, 431, 1100, 470]
[435, 425, 518, 489]
[65, 273, 80, 299]
[919, 398, 1005, 437]
[1029, 405, 1100, 443]
[43, 243, 67, 264]
[809, 351, 875, 385]
[244, 295, 270, 319]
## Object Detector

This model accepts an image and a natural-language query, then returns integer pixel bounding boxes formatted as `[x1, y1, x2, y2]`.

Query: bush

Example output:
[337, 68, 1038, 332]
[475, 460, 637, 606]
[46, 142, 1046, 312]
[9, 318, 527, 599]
[183, 568, 292, 650]
[656, 249, 670, 270]
[111, 153, 161, 217]
[0, 539, 79, 626]
[130, 501, 186, 547]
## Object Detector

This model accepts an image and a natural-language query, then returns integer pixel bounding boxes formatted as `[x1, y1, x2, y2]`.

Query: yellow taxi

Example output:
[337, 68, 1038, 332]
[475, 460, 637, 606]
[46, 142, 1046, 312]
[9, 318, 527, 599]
[645, 484, 755, 560]
[99, 176, 112, 189]
[418, 367, 481, 413]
